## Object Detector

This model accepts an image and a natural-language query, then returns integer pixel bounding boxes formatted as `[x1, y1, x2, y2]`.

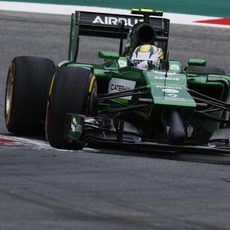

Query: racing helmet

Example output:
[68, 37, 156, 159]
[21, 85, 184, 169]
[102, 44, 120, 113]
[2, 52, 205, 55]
[131, 44, 163, 70]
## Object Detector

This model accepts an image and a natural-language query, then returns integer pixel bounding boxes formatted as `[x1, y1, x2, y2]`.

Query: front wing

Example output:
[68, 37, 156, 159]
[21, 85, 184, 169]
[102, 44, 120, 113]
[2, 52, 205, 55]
[64, 113, 230, 154]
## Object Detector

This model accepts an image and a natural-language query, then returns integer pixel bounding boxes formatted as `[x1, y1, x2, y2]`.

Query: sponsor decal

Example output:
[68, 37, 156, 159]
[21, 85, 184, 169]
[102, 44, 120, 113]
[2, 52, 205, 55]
[156, 85, 182, 89]
[186, 124, 194, 138]
[162, 97, 194, 102]
[162, 88, 179, 94]
[108, 78, 136, 100]
[154, 76, 180, 81]
[92, 16, 142, 27]
[152, 71, 177, 75]
[162, 88, 179, 98]
[166, 93, 178, 97]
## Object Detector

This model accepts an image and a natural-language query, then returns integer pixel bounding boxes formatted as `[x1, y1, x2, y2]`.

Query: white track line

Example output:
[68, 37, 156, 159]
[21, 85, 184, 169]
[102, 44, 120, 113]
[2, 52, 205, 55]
[0, 135, 54, 150]
[0, 135, 101, 152]
[0, 1, 229, 28]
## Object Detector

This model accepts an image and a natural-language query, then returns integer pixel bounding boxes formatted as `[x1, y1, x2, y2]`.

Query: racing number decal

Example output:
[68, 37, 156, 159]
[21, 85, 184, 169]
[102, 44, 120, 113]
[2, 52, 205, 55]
[162, 88, 179, 98]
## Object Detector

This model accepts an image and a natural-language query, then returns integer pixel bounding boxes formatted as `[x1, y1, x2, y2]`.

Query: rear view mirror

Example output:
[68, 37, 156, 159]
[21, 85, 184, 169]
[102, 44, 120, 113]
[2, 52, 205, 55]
[188, 59, 207, 66]
[98, 51, 119, 59]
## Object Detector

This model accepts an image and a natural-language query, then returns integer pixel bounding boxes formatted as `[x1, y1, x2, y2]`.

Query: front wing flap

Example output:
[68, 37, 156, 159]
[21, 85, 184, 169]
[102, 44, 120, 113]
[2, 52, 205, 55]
[64, 113, 230, 154]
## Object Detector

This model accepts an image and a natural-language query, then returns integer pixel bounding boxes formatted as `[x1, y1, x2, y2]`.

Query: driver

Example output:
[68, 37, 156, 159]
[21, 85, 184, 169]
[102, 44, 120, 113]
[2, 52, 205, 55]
[131, 44, 163, 70]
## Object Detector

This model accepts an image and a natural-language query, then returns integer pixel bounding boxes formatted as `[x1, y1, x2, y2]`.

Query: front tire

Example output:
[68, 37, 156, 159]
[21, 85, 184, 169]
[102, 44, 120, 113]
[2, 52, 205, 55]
[5, 56, 55, 135]
[46, 66, 97, 149]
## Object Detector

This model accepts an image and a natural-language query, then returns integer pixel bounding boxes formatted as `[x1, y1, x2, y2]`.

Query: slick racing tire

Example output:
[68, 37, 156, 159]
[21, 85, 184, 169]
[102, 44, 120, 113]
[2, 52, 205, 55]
[187, 65, 226, 75]
[46, 67, 97, 150]
[5, 56, 56, 135]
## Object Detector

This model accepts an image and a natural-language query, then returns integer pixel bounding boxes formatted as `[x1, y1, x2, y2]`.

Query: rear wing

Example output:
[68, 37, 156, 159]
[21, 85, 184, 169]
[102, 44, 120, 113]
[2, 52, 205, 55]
[68, 11, 170, 62]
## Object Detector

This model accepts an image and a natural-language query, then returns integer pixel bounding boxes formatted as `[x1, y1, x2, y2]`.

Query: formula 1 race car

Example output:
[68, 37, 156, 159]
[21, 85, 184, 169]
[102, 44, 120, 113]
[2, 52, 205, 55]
[4, 9, 230, 153]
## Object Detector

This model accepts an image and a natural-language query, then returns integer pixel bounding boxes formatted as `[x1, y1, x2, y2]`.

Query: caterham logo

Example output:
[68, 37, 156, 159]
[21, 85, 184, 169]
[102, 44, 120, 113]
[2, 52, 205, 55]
[93, 16, 142, 27]
[110, 84, 131, 91]
[109, 78, 136, 100]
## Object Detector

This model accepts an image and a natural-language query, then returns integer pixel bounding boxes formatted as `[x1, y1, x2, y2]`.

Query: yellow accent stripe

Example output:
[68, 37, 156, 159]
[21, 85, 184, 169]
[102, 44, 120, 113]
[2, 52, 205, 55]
[45, 74, 56, 140]
[89, 75, 96, 93]
[48, 74, 56, 96]
[141, 9, 153, 13]
[6, 63, 14, 125]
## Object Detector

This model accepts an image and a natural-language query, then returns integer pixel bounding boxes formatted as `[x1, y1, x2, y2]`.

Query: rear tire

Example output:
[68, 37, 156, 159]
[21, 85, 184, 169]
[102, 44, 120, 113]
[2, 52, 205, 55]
[5, 56, 55, 135]
[46, 66, 97, 149]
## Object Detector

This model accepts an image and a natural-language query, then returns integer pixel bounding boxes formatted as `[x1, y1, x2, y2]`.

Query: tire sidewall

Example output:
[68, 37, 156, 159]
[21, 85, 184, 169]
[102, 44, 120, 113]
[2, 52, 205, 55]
[46, 66, 96, 149]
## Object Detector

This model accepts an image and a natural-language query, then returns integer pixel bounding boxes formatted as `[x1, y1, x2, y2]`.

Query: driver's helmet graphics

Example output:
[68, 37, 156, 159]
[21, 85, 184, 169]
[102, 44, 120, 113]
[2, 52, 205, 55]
[131, 44, 163, 70]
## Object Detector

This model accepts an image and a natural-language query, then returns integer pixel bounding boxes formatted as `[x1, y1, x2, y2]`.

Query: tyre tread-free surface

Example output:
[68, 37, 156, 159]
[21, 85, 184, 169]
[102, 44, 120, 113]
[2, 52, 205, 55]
[46, 66, 93, 149]
[5, 56, 55, 135]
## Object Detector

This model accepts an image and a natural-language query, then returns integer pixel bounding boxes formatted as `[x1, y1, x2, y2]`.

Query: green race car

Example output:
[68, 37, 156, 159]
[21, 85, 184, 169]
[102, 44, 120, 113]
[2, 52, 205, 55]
[5, 9, 230, 153]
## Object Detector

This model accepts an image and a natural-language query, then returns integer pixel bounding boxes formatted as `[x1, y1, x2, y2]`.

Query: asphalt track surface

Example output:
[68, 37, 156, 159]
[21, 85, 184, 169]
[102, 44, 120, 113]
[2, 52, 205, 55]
[0, 11, 230, 230]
